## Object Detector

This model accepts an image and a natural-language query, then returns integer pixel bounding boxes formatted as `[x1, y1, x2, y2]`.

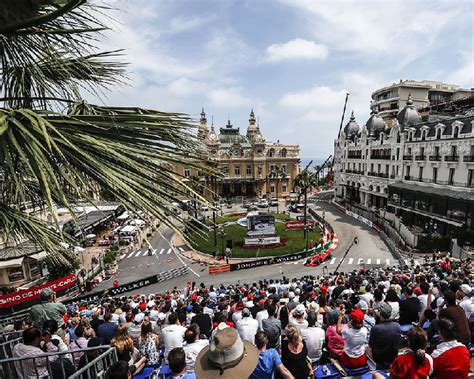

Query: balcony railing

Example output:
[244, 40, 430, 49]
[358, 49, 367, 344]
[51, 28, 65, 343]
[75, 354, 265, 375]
[415, 155, 425, 161]
[345, 169, 363, 174]
[403, 155, 412, 160]
[390, 174, 396, 179]
[429, 155, 442, 161]
[348, 155, 362, 159]
[404, 175, 413, 181]
[370, 155, 391, 160]
[369, 172, 389, 178]
[463, 155, 474, 162]
[444, 155, 459, 162]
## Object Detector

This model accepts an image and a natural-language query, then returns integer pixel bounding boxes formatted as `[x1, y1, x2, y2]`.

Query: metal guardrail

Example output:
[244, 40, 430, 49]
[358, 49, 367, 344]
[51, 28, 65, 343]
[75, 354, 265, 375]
[0, 337, 22, 360]
[0, 344, 115, 379]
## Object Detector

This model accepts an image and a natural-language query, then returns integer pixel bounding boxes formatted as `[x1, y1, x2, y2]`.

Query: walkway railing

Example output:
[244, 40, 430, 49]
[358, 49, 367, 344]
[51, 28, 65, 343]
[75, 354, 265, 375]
[0, 345, 115, 379]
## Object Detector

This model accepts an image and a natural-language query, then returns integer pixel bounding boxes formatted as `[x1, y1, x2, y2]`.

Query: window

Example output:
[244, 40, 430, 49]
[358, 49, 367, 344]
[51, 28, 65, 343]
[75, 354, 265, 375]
[468, 170, 474, 187]
[281, 164, 287, 173]
[8, 266, 24, 282]
[246, 166, 252, 176]
[436, 129, 441, 139]
[377, 164, 381, 173]
[397, 133, 401, 143]
[29, 261, 41, 278]
[434, 146, 440, 157]
[221, 166, 229, 176]
[234, 166, 240, 176]
[270, 165, 275, 173]
[420, 147, 425, 157]
[433, 167, 438, 183]
[396, 148, 400, 160]
[406, 166, 411, 177]
[282, 184, 287, 192]
[421, 131, 426, 141]
[270, 185, 275, 193]
[385, 164, 389, 174]
[370, 163, 374, 173]
[448, 168, 455, 185]
[451, 145, 457, 157]
[281, 148, 287, 157]
[453, 127, 459, 138]
[258, 166, 263, 176]
[418, 167, 423, 181]
[184, 169, 190, 177]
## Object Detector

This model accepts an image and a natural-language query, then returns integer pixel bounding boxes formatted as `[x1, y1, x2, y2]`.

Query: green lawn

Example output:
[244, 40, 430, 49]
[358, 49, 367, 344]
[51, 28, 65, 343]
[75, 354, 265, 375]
[187, 220, 321, 258]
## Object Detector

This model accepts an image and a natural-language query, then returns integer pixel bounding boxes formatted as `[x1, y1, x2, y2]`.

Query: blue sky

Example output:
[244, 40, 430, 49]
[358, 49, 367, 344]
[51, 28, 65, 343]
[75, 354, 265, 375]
[90, 0, 473, 158]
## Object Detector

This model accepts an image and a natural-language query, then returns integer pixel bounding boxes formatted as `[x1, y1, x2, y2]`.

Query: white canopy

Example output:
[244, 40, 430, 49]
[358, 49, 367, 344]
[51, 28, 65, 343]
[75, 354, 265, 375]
[29, 251, 48, 260]
[0, 257, 24, 268]
[121, 225, 136, 233]
[117, 211, 129, 220]
[85, 234, 96, 239]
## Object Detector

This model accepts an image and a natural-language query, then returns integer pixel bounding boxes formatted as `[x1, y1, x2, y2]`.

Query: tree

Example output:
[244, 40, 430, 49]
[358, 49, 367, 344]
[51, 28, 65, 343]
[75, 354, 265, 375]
[293, 169, 317, 252]
[0, 0, 213, 271]
[268, 165, 286, 213]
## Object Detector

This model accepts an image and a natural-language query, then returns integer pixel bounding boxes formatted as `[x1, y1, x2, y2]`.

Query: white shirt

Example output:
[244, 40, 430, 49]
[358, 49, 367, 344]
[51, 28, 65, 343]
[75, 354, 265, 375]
[342, 327, 368, 358]
[301, 326, 325, 361]
[256, 310, 269, 331]
[237, 317, 259, 343]
[459, 296, 474, 319]
[232, 310, 243, 325]
[183, 339, 209, 371]
[359, 292, 374, 306]
[162, 324, 187, 359]
[388, 301, 400, 321]
[418, 294, 429, 316]
[288, 317, 309, 333]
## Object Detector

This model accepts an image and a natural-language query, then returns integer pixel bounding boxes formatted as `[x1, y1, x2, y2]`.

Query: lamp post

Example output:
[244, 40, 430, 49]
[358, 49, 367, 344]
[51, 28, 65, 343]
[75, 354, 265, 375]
[333, 236, 359, 274]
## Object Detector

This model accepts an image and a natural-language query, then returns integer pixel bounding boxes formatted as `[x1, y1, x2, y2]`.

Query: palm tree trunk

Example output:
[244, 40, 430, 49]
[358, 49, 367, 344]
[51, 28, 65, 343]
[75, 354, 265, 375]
[276, 178, 279, 214]
[304, 188, 308, 252]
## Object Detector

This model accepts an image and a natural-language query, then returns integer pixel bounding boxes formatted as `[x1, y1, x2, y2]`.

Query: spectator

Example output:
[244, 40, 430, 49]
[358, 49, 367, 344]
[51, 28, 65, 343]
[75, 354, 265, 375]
[30, 288, 66, 329]
[250, 331, 294, 379]
[418, 282, 430, 317]
[97, 312, 117, 344]
[195, 327, 258, 379]
[236, 308, 259, 343]
[128, 313, 144, 347]
[388, 326, 433, 379]
[12, 327, 49, 378]
[76, 337, 104, 376]
[326, 309, 346, 358]
[338, 308, 368, 369]
[70, 325, 88, 366]
[105, 360, 131, 379]
[162, 312, 186, 361]
[8, 319, 27, 341]
[89, 310, 103, 335]
[457, 283, 473, 319]
[369, 303, 401, 370]
[190, 305, 212, 338]
[356, 300, 375, 341]
[385, 288, 401, 321]
[256, 301, 269, 331]
[110, 325, 147, 375]
[168, 347, 196, 378]
[300, 311, 325, 363]
[281, 325, 310, 379]
[438, 290, 471, 345]
[261, 303, 282, 349]
[81, 317, 96, 338]
[67, 317, 80, 342]
[42, 319, 69, 355]
[138, 320, 159, 366]
[288, 304, 308, 332]
[183, 324, 209, 371]
[431, 318, 470, 379]
[399, 286, 420, 325]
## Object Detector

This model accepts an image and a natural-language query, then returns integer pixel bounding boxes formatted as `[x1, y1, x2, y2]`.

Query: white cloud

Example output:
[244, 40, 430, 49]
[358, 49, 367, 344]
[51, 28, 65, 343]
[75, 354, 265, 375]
[280, 0, 463, 64]
[266, 38, 328, 62]
[166, 77, 207, 97]
[168, 15, 214, 34]
[280, 86, 346, 109]
[207, 88, 251, 108]
[447, 58, 474, 88]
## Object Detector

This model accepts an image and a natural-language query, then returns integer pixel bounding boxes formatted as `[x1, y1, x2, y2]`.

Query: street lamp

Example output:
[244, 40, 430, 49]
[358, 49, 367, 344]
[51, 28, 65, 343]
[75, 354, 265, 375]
[333, 236, 358, 274]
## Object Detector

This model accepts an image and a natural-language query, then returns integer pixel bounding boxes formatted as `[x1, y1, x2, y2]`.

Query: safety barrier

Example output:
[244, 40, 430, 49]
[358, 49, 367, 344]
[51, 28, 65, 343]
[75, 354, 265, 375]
[208, 264, 231, 275]
[0, 345, 114, 379]
[0, 337, 22, 361]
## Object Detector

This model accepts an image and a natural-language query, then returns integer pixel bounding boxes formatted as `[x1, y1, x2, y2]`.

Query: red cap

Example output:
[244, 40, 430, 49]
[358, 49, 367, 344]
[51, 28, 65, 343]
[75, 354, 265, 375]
[259, 290, 266, 297]
[236, 302, 244, 311]
[165, 293, 171, 300]
[350, 309, 365, 324]
[139, 303, 146, 311]
[414, 287, 422, 296]
[247, 294, 253, 300]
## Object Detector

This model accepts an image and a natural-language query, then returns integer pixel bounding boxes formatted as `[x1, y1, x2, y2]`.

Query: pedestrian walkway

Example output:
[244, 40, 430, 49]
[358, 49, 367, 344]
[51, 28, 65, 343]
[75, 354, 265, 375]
[119, 248, 174, 260]
[285, 257, 420, 266]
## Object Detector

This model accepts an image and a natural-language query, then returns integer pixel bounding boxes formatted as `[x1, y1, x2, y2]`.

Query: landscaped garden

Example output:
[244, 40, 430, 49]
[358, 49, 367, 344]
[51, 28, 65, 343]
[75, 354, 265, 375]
[188, 213, 320, 258]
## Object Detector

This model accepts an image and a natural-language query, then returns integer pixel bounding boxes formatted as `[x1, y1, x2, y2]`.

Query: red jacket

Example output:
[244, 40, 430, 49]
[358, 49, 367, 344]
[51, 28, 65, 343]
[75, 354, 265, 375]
[432, 341, 470, 379]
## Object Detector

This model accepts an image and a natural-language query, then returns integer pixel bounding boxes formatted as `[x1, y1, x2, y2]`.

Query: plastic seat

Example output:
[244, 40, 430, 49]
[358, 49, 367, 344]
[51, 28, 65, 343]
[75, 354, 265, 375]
[133, 367, 155, 379]
[400, 324, 413, 334]
[314, 363, 340, 379]
[341, 365, 370, 376]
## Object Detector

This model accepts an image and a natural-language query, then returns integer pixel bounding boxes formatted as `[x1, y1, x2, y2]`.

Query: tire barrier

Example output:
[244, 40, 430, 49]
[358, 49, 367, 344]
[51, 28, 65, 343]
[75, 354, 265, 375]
[208, 264, 231, 275]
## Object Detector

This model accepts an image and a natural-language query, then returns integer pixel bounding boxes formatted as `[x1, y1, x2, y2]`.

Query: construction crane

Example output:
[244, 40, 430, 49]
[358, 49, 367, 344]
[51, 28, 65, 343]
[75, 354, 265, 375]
[329, 93, 350, 185]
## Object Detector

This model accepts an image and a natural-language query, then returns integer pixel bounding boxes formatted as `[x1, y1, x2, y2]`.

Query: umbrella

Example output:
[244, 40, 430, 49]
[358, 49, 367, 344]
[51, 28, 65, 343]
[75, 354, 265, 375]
[74, 246, 86, 253]
[85, 234, 96, 239]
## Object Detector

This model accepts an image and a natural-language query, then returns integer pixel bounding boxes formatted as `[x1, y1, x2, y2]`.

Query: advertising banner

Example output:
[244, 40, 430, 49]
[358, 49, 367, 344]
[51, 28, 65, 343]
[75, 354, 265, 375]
[285, 220, 316, 230]
[247, 215, 275, 237]
[0, 274, 77, 308]
[230, 251, 307, 271]
[244, 237, 281, 246]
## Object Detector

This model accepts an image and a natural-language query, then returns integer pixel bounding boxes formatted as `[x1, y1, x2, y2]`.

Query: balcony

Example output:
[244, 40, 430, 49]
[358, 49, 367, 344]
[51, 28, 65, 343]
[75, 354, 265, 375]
[378, 173, 389, 178]
[404, 175, 414, 181]
[444, 155, 459, 162]
[415, 155, 425, 161]
[370, 155, 391, 160]
[463, 155, 474, 162]
[390, 174, 396, 179]
[346, 169, 363, 174]
[403, 155, 412, 160]
[348, 155, 362, 160]
[429, 155, 442, 161]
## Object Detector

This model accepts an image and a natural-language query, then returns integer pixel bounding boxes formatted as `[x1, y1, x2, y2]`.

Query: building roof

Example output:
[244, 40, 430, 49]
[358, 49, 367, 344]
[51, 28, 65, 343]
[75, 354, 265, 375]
[63, 209, 116, 237]
[0, 241, 42, 262]
[389, 182, 474, 202]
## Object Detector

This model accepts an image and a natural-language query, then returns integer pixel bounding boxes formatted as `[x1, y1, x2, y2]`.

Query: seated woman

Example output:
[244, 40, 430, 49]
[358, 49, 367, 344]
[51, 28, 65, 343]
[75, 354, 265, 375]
[138, 320, 160, 366]
[110, 325, 146, 375]
[281, 325, 310, 379]
[325, 309, 346, 358]
[337, 308, 367, 369]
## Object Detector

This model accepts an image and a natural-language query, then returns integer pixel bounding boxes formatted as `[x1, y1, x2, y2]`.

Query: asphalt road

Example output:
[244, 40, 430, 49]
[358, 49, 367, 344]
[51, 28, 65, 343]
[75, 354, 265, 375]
[102, 193, 396, 296]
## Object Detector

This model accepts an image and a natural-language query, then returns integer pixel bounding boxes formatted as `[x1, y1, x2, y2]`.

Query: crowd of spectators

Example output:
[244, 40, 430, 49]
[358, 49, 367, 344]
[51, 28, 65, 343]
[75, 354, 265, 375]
[1, 256, 473, 378]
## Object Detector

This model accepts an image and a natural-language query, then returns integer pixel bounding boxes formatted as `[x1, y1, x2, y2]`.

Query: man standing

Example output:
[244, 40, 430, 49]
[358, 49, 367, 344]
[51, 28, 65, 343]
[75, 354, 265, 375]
[262, 304, 281, 349]
[162, 312, 187, 361]
[457, 284, 473, 319]
[182, 324, 209, 372]
[97, 312, 117, 344]
[190, 305, 212, 338]
[30, 288, 66, 329]
[369, 303, 401, 370]
[12, 328, 49, 378]
[300, 311, 325, 363]
[399, 287, 420, 325]
[237, 308, 259, 343]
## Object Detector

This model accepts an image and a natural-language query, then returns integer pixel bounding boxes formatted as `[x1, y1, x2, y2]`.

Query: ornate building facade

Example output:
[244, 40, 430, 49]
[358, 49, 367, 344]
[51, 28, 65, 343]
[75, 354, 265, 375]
[175, 109, 300, 199]
[334, 94, 474, 246]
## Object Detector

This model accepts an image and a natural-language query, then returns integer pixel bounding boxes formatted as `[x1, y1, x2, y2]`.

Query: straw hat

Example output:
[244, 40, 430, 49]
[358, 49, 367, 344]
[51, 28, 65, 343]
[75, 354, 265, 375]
[195, 327, 258, 379]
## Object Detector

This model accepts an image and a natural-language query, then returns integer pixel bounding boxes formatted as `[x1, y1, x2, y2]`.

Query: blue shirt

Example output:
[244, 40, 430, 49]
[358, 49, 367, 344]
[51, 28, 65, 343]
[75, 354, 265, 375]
[250, 348, 282, 379]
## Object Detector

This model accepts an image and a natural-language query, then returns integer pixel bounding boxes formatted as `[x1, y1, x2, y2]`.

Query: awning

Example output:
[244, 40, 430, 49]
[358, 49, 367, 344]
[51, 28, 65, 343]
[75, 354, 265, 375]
[0, 257, 24, 268]
[117, 211, 129, 220]
[29, 251, 47, 260]
[121, 225, 136, 233]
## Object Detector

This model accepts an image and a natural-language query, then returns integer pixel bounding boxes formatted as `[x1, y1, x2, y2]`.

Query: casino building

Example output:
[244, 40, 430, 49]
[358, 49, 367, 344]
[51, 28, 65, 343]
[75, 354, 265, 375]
[175, 109, 300, 200]
[334, 92, 474, 248]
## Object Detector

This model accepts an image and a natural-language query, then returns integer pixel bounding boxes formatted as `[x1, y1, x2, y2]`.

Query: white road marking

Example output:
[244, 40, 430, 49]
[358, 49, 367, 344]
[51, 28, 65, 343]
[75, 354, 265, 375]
[348, 258, 354, 264]
[366, 258, 371, 264]
[166, 248, 172, 254]
[376, 259, 381, 264]
[152, 249, 157, 255]
[339, 258, 344, 264]
[179, 247, 184, 252]
[386, 259, 391, 265]
[135, 251, 142, 257]
[159, 249, 164, 255]
[357, 258, 364, 265]
[120, 254, 126, 259]
[330, 258, 336, 264]
[127, 251, 135, 258]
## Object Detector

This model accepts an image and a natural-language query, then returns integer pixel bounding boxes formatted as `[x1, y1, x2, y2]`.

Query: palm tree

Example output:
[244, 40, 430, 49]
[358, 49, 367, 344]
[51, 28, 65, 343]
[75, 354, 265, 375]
[268, 165, 286, 213]
[293, 169, 317, 252]
[0, 1, 214, 272]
